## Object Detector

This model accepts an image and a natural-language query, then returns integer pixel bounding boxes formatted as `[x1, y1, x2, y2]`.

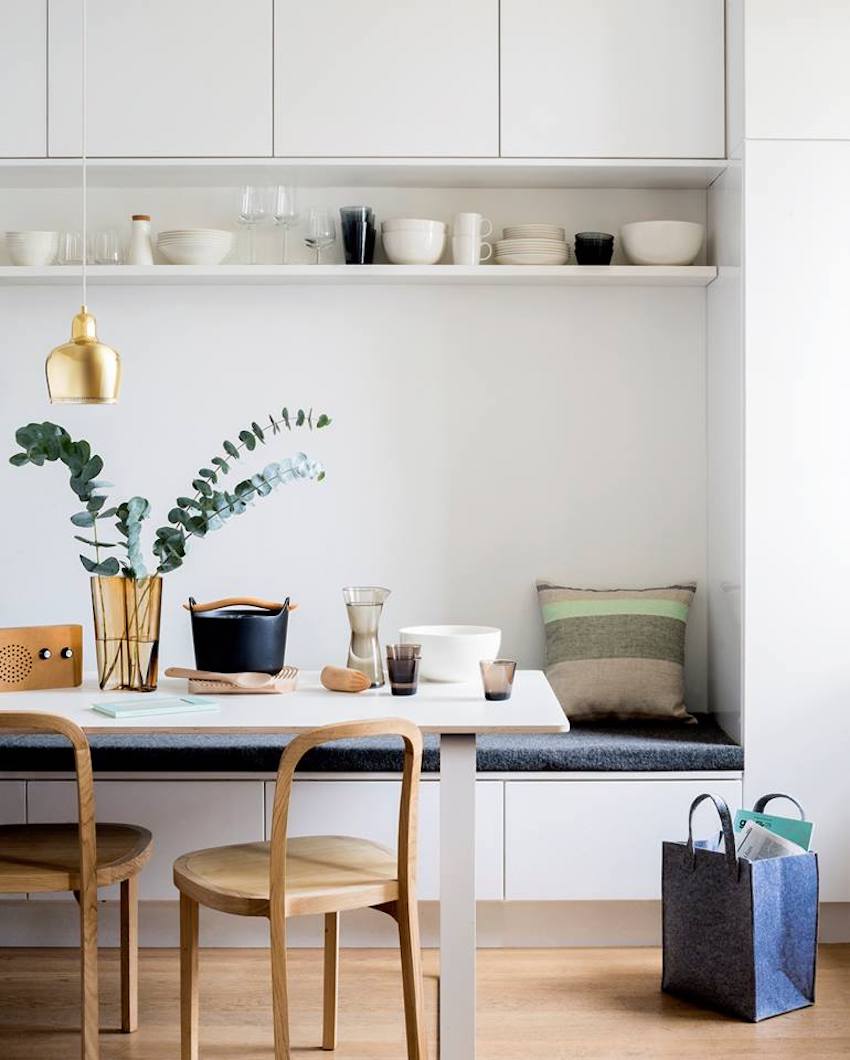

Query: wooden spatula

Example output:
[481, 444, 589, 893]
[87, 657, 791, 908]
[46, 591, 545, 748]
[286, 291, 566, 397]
[165, 667, 282, 690]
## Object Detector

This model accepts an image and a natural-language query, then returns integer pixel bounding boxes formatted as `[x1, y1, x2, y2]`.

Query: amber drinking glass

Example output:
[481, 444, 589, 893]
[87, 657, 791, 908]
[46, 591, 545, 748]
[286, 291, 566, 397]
[91, 575, 163, 691]
[386, 643, 421, 696]
[479, 659, 517, 701]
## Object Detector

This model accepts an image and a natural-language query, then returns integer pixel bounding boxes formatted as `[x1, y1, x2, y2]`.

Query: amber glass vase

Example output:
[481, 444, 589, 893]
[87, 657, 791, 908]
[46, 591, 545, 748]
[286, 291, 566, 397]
[91, 575, 163, 691]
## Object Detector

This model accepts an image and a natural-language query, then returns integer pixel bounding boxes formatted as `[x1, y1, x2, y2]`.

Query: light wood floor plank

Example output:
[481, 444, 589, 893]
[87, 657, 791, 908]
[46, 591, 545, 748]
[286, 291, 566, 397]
[0, 946, 846, 1059]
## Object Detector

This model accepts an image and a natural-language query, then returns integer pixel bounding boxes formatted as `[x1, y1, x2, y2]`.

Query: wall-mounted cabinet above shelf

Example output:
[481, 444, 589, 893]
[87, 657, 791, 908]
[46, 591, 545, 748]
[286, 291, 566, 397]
[0, 158, 728, 190]
[0, 265, 717, 287]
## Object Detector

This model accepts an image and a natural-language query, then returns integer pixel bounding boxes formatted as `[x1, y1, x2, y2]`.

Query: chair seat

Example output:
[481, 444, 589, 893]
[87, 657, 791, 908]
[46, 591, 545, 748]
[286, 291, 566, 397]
[173, 835, 400, 918]
[0, 822, 153, 893]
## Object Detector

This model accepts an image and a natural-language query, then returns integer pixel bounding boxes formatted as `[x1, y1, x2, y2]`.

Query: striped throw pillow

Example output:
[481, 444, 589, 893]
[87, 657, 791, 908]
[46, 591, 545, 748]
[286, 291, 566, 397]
[536, 581, 697, 722]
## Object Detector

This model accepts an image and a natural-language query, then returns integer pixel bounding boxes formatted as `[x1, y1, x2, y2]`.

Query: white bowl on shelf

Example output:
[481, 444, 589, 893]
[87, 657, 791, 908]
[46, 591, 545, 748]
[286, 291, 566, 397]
[158, 228, 233, 265]
[382, 227, 446, 265]
[399, 625, 502, 682]
[5, 230, 59, 266]
[620, 221, 704, 266]
[382, 218, 446, 234]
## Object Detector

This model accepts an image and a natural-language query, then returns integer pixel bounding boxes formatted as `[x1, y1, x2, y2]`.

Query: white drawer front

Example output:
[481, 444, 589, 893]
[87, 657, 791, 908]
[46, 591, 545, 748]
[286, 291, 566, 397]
[265, 779, 503, 901]
[28, 780, 265, 900]
[505, 779, 742, 900]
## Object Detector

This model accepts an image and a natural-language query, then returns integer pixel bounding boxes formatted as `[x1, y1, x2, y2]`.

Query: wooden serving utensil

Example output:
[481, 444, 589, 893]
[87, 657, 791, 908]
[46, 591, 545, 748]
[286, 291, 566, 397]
[320, 666, 370, 693]
[182, 597, 298, 613]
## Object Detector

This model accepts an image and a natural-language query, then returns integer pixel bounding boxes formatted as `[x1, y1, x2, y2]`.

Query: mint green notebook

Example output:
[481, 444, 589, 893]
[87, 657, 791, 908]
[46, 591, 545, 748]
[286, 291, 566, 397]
[92, 695, 218, 719]
[733, 809, 813, 851]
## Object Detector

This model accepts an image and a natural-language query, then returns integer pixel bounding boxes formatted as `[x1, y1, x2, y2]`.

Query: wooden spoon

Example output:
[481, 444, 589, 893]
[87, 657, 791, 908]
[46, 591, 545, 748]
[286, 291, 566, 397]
[320, 666, 370, 693]
[165, 666, 278, 690]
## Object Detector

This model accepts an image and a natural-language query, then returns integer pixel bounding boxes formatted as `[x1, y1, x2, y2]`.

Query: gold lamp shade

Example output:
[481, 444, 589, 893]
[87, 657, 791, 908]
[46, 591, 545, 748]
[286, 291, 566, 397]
[46, 305, 122, 404]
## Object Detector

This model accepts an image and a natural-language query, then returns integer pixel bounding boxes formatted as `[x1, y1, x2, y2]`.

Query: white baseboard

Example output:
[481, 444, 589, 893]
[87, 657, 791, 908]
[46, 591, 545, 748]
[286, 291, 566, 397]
[2, 900, 848, 948]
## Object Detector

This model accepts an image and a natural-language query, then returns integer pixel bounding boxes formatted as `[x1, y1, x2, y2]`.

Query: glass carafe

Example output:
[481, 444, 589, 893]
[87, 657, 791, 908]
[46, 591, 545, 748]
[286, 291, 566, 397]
[343, 586, 390, 688]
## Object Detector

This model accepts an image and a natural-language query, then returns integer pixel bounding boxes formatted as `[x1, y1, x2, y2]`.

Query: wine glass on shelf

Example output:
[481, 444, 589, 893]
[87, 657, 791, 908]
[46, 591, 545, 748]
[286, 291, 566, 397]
[272, 185, 299, 264]
[304, 208, 336, 265]
[238, 185, 269, 264]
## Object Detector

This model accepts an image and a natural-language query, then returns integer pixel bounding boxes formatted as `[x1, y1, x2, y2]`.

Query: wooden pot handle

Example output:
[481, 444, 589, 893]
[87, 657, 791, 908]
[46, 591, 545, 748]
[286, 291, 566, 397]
[183, 596, 298, 613]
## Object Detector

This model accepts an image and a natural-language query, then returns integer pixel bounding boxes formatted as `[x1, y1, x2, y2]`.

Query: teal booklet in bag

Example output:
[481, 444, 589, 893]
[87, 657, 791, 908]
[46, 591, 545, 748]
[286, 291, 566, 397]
[733, 809, 813, 851]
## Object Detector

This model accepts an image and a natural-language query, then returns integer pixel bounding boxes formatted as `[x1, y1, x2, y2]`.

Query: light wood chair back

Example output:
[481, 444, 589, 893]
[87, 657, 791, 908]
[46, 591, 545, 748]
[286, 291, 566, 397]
[268, 717, 424, 920]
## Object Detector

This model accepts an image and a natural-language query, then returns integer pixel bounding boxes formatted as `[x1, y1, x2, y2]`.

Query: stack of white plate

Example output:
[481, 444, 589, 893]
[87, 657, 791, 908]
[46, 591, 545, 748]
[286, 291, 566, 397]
[495, 224, 569, 265]
[157, 228, 233, 265]
[6, 230, 59, 266]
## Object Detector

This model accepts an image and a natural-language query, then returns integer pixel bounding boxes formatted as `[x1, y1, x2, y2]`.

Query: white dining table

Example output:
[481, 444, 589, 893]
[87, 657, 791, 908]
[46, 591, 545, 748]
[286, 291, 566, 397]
[2, 668, 568, 1059]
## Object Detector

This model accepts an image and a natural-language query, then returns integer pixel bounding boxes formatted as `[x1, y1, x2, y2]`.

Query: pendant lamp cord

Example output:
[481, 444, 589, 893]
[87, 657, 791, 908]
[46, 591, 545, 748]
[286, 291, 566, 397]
[81, 0, 87, 307]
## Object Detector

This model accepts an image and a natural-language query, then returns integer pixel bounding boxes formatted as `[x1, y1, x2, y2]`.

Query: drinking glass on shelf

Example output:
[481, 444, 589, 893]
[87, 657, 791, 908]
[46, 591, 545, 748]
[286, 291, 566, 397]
[58, 231, 94, 265]
[238, 184, 269, 264]
[272, 185, 298, 264]
[94, 229, 123, 265]
[305, 208, 336, 264]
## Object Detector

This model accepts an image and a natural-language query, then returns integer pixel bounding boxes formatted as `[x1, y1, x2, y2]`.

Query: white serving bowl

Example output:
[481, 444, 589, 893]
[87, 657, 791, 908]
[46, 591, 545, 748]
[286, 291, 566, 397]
[6, 230, 59, 265]
[620, 221, 704, 266]
[399, 625, 502, 682]
[158, 230, 233, 265]
[381, 218, 446, 233]
[382, 227, 446, 265]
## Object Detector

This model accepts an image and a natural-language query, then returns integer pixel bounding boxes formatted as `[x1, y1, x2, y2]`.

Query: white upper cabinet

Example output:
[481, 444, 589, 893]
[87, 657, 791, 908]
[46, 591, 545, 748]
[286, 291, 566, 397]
[0, 1, 47, 156]
[48, 0, 273, 157]
[500, 0, 725, 159]
[274, 0, 498, 157]
[745, 0, 850, 140]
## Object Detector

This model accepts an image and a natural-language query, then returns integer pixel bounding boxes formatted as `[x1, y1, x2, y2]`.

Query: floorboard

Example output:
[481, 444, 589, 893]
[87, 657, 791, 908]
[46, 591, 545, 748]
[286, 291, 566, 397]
[0, 946, 847, 1058]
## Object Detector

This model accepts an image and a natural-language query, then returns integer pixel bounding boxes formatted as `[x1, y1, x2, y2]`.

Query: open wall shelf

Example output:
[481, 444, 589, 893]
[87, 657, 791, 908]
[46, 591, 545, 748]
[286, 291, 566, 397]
[0, 264, 718, 287]
[0, 157, 728, 190]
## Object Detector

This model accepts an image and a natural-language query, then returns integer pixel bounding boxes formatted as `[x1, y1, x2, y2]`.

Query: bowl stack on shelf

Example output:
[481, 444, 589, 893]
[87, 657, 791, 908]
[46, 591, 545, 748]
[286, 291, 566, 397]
[494, 224, 570, 265]
[157, 228, 234, 265]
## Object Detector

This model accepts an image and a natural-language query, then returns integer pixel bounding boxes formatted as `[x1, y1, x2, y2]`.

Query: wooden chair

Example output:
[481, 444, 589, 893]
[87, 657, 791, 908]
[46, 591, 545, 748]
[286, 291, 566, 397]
[0, 712, 153, 1060]
[173, 718, 427, 1059]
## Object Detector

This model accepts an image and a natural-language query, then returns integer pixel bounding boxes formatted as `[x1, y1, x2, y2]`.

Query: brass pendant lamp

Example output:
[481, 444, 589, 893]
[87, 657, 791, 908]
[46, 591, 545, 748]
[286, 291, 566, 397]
[46, 0, 121, 404]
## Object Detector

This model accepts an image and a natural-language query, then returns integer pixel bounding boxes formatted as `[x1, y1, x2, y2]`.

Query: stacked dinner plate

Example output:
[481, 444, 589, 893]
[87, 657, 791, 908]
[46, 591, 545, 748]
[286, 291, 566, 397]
[157, 228, 233, 265]
[495, 224, 569, 265]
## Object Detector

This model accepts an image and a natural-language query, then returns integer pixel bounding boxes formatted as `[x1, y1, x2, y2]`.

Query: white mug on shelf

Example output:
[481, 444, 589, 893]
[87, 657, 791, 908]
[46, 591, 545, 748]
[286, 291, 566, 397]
[452, 212, 493, 239]
[452, 234, 493, 265]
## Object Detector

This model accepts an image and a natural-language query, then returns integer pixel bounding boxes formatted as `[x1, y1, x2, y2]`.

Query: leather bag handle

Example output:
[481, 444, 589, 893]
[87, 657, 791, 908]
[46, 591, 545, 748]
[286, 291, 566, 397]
[752, 792, 806, 820]
[184, 596, 298, 613]
[685, 792, 738, 878]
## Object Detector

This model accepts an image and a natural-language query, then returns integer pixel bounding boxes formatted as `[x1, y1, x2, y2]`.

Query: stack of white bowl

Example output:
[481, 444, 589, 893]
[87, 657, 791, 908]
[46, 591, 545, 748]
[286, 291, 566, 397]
[157, 228, 233, 265]
[381, 219, 446, 265]
[6, 231, 59, 266]
[495, 224, 569, 265]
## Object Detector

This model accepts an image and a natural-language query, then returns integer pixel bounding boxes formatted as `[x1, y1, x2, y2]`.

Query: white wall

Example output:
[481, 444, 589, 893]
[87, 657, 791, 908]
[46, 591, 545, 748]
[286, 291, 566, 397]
[0, 186, 710, 709]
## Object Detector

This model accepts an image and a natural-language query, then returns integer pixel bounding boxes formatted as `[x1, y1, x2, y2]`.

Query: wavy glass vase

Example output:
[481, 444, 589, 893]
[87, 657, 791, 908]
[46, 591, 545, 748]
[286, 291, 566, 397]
[91, 575, 162, 691]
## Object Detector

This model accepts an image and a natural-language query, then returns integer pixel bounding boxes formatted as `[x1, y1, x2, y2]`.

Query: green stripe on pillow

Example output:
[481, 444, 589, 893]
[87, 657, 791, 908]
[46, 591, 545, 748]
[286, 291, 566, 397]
[544, 614, 686, 664]
[541, 598, 690, 623]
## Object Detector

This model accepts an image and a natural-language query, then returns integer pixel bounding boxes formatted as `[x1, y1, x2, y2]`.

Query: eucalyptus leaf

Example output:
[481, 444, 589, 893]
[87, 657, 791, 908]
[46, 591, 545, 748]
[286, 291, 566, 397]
[317, 414, 331, 429]
[70, 511, 96, 528]
[80, 555, 120, 575]
[74, 536, 119, 548]
[223, 440, 239, 459]
[296, 409, 305, 426]
[192, 478, 213, 497]
[8, 452, 28, 466]
[251, 421, 265, 442]
[199, 468, 217, 481]
[239, 430, 257, 451]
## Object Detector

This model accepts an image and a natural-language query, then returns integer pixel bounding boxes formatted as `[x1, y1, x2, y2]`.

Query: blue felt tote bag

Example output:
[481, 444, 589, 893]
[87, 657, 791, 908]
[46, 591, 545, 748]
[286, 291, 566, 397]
[662, 792, 818, 1021]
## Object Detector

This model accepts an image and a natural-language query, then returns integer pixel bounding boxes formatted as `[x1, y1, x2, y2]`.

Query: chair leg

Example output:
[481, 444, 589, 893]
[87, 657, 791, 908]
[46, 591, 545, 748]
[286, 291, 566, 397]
[322, 911, 339, 1050]
[120, 876, 139, 1032]
[397, 892, 427, 1060]
[180, 893, 199, 1060]
[269, 912, 291, 1060]
[79, 884, 99, 1060]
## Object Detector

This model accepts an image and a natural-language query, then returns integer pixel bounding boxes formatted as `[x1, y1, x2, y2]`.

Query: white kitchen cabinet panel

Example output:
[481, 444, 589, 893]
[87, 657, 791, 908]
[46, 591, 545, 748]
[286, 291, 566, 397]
[0, 1, 46, 156]
[266, 780, 503, 900]
[274, 0, 498, 157]
[505, 779, 742, 900]
[28, 780, 265, 900]
[49, 0, 273, 157]
[0, 782, 27, 899]
[501, 0, 724, 159]
[745, 0, 850, 140]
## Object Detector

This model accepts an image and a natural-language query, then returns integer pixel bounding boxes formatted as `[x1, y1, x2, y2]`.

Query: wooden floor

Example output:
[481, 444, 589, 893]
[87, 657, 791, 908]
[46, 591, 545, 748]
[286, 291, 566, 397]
[0, 946, 847, 1058]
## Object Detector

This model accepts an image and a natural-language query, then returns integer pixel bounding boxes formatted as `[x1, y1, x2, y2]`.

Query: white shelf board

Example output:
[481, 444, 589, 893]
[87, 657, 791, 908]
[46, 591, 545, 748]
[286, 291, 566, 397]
[0, 156, 728, 189]
[0, 264, 717, 287]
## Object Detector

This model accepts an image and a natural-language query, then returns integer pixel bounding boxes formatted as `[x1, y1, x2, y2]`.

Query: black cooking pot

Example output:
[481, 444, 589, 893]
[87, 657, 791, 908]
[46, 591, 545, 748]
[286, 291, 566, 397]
[187, 596, 294, 675]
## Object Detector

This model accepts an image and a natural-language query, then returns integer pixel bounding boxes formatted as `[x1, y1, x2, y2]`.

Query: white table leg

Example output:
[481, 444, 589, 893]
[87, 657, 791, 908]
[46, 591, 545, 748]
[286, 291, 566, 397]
[439, 733, 477, 1059]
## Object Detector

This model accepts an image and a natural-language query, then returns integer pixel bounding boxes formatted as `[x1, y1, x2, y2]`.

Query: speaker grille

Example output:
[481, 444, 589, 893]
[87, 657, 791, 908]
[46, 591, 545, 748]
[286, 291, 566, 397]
[0, 643, 34, 685]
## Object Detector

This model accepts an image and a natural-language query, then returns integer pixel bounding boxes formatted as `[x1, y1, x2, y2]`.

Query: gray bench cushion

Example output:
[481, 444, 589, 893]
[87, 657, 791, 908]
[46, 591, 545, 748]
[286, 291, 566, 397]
[0, 716, 741, 773]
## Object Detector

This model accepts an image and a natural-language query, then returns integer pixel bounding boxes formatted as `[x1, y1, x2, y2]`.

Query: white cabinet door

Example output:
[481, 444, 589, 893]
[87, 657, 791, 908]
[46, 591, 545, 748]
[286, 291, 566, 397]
[501, 0, 724, 158]
[0, 1, 46, 156]
[274, 0, 498, 157]
[28, 780, 265, 900]
[745, 0, 850, 139]
[505, 779, 742, 900]
[49, 0, 273, 157]
[266, 779, 503, 900]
